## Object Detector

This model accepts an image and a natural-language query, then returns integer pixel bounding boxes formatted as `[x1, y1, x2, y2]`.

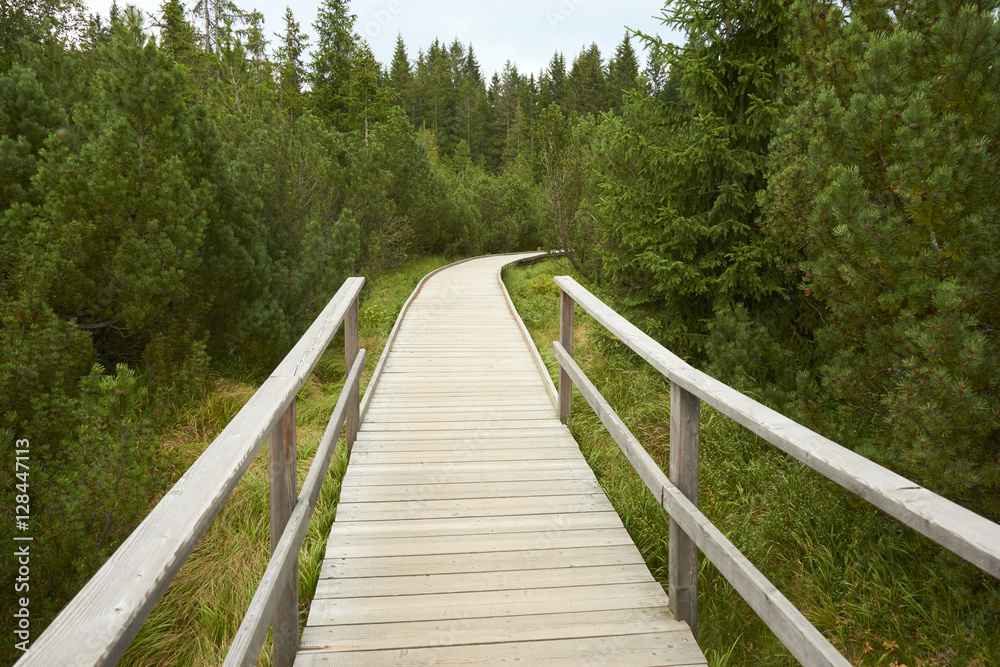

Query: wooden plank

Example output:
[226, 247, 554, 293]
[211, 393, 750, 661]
[337, 479, 606, 504]
[345, 460, 593, 475]
[350, 436, 579, 449]
[357, 418, 561, 431]
[333, 493, 615, 522]
[327, 511, 621, 540]
[298, 609, 686, 653]
[315, 563, 656, 599]
[320, 544, 645, 578]
[324, 527, 637, 559]
[354, 427, 571, 440]
[307, 582, 670, 625]
[555, 274, 1000, 579]
[347, 448, 582, 465]
[339, 469, 597, 486]
[19, 277, 365, 667]
[293, 632, 706, 666]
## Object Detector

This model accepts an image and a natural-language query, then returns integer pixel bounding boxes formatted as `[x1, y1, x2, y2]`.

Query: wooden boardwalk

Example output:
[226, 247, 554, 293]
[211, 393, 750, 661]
[296, 254, 707, 666]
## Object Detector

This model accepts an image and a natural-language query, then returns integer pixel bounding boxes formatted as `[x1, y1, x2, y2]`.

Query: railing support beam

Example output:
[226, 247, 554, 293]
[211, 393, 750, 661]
[558, 289, 574, 422]
[269, 402, 298, 667]
[669, 383, 700, 637]
[345, 294, 360, 450]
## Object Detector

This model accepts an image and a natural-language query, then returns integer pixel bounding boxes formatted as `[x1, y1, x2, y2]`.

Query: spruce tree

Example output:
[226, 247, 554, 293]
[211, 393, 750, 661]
[591, 0, 793, 354]
[388, 33, 413, 117]
[607, 34, 641, 110]
[311, 0, 356, 129]
[275, 7, 308, 117]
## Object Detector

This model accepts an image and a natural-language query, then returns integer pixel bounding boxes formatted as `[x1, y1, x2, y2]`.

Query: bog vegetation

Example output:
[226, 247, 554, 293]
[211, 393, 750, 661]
[1, 0, 997, 664]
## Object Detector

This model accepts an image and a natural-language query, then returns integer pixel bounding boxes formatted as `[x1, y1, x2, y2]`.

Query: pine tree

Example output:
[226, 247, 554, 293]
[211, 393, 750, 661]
[762, 0, 1000, 503]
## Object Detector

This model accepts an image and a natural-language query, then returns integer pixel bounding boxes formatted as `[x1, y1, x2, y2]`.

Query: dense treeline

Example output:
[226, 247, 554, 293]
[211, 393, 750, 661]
[2, 0, 998, 658]
[0, 0, 645, 643]
[579, 0, 1000, 516]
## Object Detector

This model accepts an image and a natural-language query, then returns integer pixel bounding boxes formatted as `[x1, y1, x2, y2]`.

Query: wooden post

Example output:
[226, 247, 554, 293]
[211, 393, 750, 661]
[269, 402, 297, 666]
[669, 383, 700, 637]
[558, 289, 574, 422]
[345, 295, 360, 450]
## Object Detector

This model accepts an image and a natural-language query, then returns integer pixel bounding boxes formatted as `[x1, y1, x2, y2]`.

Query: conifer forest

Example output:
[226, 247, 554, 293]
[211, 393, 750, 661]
[1, 0, 999, 663]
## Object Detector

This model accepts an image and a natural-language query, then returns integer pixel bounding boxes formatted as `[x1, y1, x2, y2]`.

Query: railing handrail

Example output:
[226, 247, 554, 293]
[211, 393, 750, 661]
[18, 277, 365, 667]
[553, 274, 1000, 664]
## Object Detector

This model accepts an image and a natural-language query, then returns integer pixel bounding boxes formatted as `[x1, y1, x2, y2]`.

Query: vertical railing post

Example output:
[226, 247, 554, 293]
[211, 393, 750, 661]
[269, 402, 297, 666]
[345, 294, 360, 450]
[669, 383, 700, 637]
[558, 289, 574, 422]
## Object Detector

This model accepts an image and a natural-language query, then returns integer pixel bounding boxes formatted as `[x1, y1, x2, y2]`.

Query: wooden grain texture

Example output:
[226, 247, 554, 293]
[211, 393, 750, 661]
[554, 341, 849, 666]
[669, 383, 700, 637]
[558, 288, 574, 422]
[17, 278, 364, 667]
[301, 255, 706, 666]
[269, 403, 298, 667]
[556, 275, 1000, 579]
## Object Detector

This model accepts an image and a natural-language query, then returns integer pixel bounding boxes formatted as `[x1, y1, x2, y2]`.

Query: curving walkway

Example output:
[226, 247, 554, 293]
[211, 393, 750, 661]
[295, 254, 707, 666]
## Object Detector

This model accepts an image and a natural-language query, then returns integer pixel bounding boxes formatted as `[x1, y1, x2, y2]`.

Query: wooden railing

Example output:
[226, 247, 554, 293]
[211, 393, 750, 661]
[553, 275, 1000, 667]
[18, 278, 366, 667]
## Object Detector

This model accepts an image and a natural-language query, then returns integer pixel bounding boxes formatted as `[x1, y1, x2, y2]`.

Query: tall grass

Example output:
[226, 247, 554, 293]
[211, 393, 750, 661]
[503, 258, 999, 667]
[118, 256, 452, 666]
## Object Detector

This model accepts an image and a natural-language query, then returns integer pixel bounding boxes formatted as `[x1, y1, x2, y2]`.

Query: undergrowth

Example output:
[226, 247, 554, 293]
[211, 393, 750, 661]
[118, 255, 453, 666]
[503, 258, 1000, 667]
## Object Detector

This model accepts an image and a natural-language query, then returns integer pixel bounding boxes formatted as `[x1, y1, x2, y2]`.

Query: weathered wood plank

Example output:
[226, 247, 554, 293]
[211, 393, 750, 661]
[298, 609, 686, 653]
[307, 581, 671, 626]
[324, 527, 637, 559]
[320, 544, 645, 578]
[333, 493, 615, 522]
[337, 479, 606, 504]
[315, 563, 657, 599]
[326, 511, 621, 540]
[293, 632, 705, 666]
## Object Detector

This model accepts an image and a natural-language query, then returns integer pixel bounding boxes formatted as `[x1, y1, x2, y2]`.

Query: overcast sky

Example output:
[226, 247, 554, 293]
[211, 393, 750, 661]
[81, 0, 684, 80]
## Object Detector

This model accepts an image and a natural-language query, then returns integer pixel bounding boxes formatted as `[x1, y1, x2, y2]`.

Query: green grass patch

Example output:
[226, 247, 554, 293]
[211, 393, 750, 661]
[118, 255, 453, 666]
[503, 258, 1000, 667]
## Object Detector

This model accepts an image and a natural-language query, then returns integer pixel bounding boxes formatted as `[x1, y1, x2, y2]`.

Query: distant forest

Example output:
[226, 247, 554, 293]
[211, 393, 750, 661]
[2, 0, 998, 652]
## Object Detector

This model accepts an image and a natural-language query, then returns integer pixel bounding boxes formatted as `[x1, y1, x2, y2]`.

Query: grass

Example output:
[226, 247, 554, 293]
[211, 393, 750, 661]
[118, 255, 453, 667]
[502, 258, 1000, 667]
